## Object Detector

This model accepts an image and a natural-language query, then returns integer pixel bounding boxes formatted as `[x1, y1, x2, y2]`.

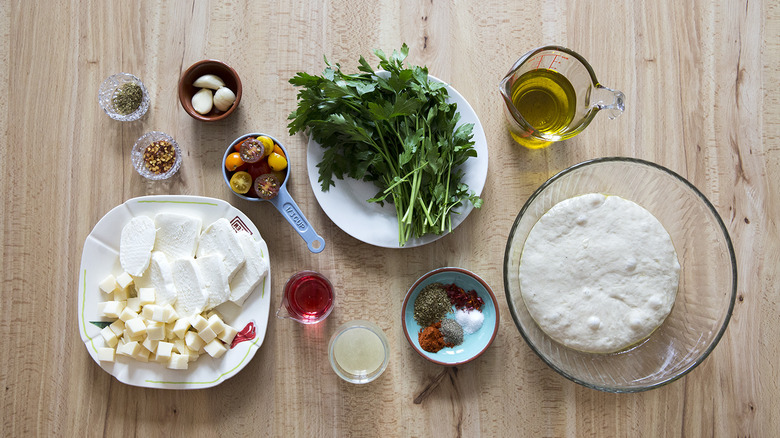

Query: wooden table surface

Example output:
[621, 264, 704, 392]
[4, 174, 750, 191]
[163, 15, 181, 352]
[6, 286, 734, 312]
[2, 0, 778, 436]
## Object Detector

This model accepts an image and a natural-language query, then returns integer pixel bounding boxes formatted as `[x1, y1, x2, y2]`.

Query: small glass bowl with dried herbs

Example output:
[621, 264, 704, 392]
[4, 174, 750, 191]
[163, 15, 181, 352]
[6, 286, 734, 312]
[98, 73, 150, 121]
[131, 131, 182, 180]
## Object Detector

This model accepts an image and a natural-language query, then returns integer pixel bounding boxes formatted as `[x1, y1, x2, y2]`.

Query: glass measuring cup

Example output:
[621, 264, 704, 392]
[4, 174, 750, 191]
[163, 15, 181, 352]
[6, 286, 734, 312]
[276, 270, 334, 324]
[223, 133, 325, 253]
[499, 46, 625, 149]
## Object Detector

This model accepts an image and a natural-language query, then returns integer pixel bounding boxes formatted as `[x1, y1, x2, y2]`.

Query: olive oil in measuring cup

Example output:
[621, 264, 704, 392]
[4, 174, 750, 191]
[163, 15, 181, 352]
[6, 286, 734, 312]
[510, 69, 576, 139]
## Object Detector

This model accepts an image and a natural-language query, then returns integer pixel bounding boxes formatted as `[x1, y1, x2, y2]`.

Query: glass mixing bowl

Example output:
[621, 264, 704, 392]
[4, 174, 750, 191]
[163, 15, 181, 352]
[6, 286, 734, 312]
[504, 157, 736, 392]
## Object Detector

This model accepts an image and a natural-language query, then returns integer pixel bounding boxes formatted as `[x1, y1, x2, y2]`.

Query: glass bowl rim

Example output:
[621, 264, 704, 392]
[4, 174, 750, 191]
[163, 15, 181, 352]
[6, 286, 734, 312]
[502, 156, 737, 393]
[131, 131, 182, 180]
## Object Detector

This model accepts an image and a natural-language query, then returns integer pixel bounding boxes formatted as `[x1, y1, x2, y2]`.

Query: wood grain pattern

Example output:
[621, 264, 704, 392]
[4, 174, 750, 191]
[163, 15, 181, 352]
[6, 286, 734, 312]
[1, 0, 778, 436]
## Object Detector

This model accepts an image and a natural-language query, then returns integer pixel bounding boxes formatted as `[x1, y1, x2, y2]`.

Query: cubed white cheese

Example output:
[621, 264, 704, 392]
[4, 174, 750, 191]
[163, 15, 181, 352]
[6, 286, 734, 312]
[172, 318, 191, 339]
[116, 272, 134, 290]
[125, 317, 147, 338]
[167, 353, 189, 370]
[206, 314, 226, 336]
[173, 339, 188, 354]
[196, 218, 246, 281]
[126, 297, 141, 313]
[97, 347, 115, 362]
[229, 232, 269, 306]
[100, 301, 125, 319]
[218, 325, 238, 345]
[149, 305, 170, 323]
[185, 331, 205, 352]
[190, 314, 209, 332]
[172, 259, 208, 318]
[99, 275, 118, 294]
[155, 341, 174, 362]
[133, 347, 150, 362]
[203, 339, 227, 358]
[163, 304, 179, 324]
[100, 326, 118, 348]
[118, 307, 138, 322]
[120, 216, 156, 276]
[109, 319, 125, 337]
[117, 341, 141, 357]
[198, 325, 218, 344]
[147, 251, 177, 306]
[146, 321, 165, 341]
[153, 213, 202, 260]
[113, 287, 128, 301]
[138, 287, 156, 306]
[142, 337, 159, 354]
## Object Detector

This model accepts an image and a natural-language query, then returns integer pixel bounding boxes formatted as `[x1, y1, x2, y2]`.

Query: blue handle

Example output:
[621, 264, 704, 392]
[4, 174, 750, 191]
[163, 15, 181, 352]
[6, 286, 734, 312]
[270, 188, 325, 253]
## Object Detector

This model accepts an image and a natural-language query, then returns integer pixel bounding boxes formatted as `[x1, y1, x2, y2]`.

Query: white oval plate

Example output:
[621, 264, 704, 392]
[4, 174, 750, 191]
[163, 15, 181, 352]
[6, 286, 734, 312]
[306, 74, 489, 248]
[77, 195, 271, 389]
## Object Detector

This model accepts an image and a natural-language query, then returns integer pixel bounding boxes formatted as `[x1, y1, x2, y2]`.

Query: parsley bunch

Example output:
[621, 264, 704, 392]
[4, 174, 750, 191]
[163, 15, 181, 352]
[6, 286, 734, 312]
[288, 44, 482, 246]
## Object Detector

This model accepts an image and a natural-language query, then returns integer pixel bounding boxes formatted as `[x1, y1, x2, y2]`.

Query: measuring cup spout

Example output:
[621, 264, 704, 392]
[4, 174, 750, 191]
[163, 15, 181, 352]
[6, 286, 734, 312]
[592, 85, 625, 120]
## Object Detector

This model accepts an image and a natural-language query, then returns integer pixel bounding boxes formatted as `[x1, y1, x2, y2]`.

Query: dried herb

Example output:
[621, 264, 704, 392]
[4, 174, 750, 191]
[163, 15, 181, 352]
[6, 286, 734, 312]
[113, 82, 143, 115]
[413, 283, 451, 327]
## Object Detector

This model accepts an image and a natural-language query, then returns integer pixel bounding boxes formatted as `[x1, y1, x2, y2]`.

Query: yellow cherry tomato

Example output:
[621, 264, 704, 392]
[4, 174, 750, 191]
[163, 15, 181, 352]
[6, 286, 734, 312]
[225, 152, 245, 171]
[257, 136, 275, 157]
[267, 152, 288, 171]
[229, 171, 252, 194]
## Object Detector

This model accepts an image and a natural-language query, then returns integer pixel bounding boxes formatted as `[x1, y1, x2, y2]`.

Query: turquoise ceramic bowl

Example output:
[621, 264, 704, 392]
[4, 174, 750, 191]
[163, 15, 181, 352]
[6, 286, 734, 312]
[402, 267, 499, 366]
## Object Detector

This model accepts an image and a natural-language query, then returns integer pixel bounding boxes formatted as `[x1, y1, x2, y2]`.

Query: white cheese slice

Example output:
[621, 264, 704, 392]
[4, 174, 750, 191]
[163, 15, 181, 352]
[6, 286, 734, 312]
[197, 254, 231, 310]
[172, 258, 208, 318]
[196, 218, 246, 281]
[153, 213, 202, 261]
[119, 216, 156, 276]
[148, 252, 177, 306]
[229, 232, 269, 306]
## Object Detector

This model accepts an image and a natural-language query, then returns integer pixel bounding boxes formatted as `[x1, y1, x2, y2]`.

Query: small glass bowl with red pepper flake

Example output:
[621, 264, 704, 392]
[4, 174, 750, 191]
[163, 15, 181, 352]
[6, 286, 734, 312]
[131, 131, 182, 180]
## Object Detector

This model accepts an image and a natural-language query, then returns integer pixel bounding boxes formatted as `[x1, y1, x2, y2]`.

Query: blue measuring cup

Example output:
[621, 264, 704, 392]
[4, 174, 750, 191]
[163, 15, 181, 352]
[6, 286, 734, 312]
[222, 133, 325, 253]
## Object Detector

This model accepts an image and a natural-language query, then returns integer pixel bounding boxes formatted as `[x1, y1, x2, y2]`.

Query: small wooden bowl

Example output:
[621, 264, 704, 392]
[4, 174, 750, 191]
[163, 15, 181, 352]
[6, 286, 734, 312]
[178, 59, 242, 122]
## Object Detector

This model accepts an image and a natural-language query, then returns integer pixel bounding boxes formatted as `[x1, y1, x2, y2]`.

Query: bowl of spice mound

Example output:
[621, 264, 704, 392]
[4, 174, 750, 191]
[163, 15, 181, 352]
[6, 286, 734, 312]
[402, 267, 499, 366]
[504, 157, 736, 392]
[98, 73, 150, 121]
[178, 59, 242, 122]
[131, 131, 182, 180]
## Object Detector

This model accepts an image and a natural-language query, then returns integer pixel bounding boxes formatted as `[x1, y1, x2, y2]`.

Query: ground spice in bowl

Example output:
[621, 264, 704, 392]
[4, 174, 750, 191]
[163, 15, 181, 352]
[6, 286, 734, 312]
[113, 82, 143, 115]
[440, 318, 464, 346]
[413, 283, 451, 327]
[418, 321, 446, 353]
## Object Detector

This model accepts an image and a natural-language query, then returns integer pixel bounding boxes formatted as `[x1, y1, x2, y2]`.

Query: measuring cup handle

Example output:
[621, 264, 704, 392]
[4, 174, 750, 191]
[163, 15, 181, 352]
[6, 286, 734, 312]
[593, 85, 626, 120]
[270, 189, 326, 253]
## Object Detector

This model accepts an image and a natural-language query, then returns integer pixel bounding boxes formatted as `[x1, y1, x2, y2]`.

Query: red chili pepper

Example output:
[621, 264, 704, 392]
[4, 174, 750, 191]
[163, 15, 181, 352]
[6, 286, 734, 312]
[230, 321, 256, 349]
[444, 283, 484, 311]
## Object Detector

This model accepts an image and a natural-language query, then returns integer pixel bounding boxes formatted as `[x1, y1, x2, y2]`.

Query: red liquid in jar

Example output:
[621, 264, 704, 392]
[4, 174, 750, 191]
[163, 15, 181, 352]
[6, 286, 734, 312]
[284, 272, 334, 322]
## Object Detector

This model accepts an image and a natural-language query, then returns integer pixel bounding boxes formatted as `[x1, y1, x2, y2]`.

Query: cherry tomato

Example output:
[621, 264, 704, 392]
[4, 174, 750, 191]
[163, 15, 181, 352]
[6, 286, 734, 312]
[239, 138, 264, 163]
[233, 138, 246, 152]
[272, 144, 286, 158]
[257, 136, 275, 157]
[271, 170, 286, 184]
[229, 171, 252, 194]
[267, 152, 288, 171]
[246, 160, 272, 180]
[225, 152, 245, 171]
[254, 174, 280, 200]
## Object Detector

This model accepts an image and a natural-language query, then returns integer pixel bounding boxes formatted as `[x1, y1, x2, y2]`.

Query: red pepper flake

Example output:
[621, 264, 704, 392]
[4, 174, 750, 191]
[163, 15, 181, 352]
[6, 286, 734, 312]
[444, 283, 484, 311]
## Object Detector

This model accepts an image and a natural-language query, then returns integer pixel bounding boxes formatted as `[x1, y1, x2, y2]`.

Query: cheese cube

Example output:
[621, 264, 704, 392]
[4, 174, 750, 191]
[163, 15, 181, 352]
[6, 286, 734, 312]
[203, 339, 227, 358]
[123, 328, 144, 343]
[99, 301, 126, 319]
[133, 347, 150, 362]
[197, 325, 218, 344]
[172, 318, 191, 339]
[142, 337, 158, 354]
[100, 326, 118, 348]
[97, 347, 115, 362]
[113, 287, 128, 301]
[116, 272, 134, 289]
[99, 275, 118, 294]
[149, 305, 171, 323]
[167, 353, 189, 370]
[126, 297, 141, 313]
[138, 287, 156, 306]
[163, 304, 179, 324]
[117, 341, 141, 357]
[147, 321, 166, 341]
[206, 314, 226, 336]
[190, 314, 209, 332]
[109, 319, 125, 337]
[125, 317, 147, 338]
[185, 331, 205, 352]
[173, 339, 188, 354]
[119, 307, 138, 322]
[218, 325, 238, 345]
[155, 341, 174, 362]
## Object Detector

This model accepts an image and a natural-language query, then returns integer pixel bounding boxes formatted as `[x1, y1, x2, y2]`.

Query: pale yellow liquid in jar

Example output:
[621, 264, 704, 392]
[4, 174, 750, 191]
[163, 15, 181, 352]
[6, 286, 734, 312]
[333, 327, 385, 375]
[511, 69, 577, 138]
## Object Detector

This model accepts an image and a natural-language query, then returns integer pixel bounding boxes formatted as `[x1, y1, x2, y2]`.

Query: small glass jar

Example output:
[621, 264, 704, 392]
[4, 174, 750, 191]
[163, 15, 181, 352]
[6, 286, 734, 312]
[98, 73, 150, 121]
[328, 320, 390, 384]
[131, 131, 182, 180]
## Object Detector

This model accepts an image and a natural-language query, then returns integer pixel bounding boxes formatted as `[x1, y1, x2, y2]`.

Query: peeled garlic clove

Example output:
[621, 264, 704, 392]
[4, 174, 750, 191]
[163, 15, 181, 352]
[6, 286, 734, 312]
[213, 87, 236, 111]
[192, 88, 213, 114]
[192, 74, 225, 90]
